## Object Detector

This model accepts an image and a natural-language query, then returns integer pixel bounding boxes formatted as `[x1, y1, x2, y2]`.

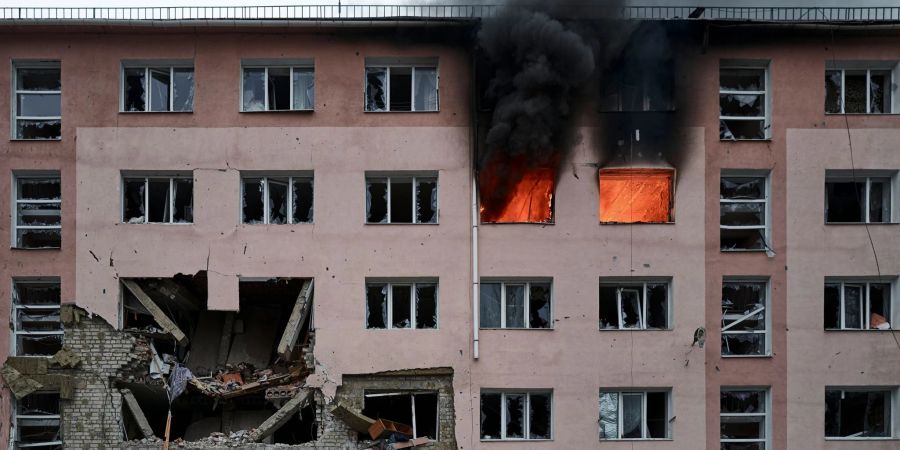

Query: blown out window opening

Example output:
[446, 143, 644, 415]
[13, 62, 61, 140]
[12, 391, 62, 448]
[365, 174, 438, 224]
[365, 65, 439, 112]
[824, 280, 893, 330]
[825, 173, 893, 224]
[241, 65, 315, 112]
[122, 175, 193, 224]
[720, 389, 770, 449]
[599, 280, 670, 330]
[241, 175, 314, 224]
[721, 280, 770, 357]
[719, 63, 771, 140]
[366, 281, 438, 329]
[13, 173, 62, 249]
[599, 390, 670, 440]
[479, 280, 552, 329]
[480, 391, 552, 441]
[720, 173, 770, 252]
[825, 387, 895, 439]
[825, 67, 895, 114]
[122, 64, 194, 112]
[12, 279, 63, 357]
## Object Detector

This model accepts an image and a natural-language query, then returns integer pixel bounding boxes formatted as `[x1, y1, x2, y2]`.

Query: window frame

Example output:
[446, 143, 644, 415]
[824, 279, 895, 331]
[364, 390, 440, 440]
[825, 172, 895, 224]
[479, 390, 553, 441]
[824, 387, 897, 440]
[11, 60, 61, 141]
[364, 173, 439, 225]
[120, 61, 194, 113]
[239, 62, 315, 112]
[719, 61, 771, 141]
[364, 62, 440, 112]
[599, 390, 671, 440]
[721, 278, 771, 358]
[479, 279, 554, 330]
[11, 390, 62, 449]
[720, 388, 771, 450]
[598, 278, 671, 330]
[365, 280, 439, 330]
[11, 278, 63, 358]
[720, 170, 771, 252]
[11, 171, 62, 250]
[240, 173, 314, 225]
[121, 173, 193, 225]
[825, 65, 896, 115]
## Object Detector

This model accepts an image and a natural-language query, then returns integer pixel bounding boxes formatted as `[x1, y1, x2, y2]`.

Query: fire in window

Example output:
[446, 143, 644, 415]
[479, 157, 554, 224]
[598, 168, 673, 223]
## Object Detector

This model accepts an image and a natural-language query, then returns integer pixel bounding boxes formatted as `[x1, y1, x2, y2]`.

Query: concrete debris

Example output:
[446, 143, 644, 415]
[330, 403, 376, 434]
[50, 347, 82, 368]
[277, 279, 314, 359]
[249, 388, 313, 442]
[6, 356, 49, 374]
[0, 363, 44, 399]
[121, 389, 155, 439]
[122, 279, 189, 344]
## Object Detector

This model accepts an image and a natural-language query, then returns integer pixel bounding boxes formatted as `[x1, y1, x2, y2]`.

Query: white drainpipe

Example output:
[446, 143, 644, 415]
[472, 175, 480, 359]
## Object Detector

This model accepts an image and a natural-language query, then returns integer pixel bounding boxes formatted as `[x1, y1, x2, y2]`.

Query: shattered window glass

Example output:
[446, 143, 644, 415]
[366, 65, 438, 112]
[504, 394, 525, 438]
[293, 68, 315, 110]
[242, 178, 265, 224]
[243, 175, 313, 224]
[528, 283, 552, 329]
[825, 281, 893, 330]
[172, 68, 194, 111]
[721, 281, 768, 356]
[366, 284, 387, 329]
[823, 66, 900, 114]
[172, 179, 193, 223]
[529, 392, 551, 439]
[123, 66, 193, 112]
[14, 65, 61, 140]
[14, 176, 61, 249]
[391, 285, 412, 329]
[415, 284, 438, 329]
[268, 177, 289, 224]
[826, 389, 891, 438]
[480, 283, 502, 328]
[146, 179, 171, 223]
[599, 282, 669, 330]
[845, 71, 867, 113]
[124, 68, 146, 111]
[13, 280, 62, 356]
[149, 68, 170, 112]
[869, 70, 891, 113]
[366, 175, 438, 224]
[825, 70, 842, 113]
[242, 68, 266, 111]
[826, 176, 890, 224]
[292, 178, 314, 223]
[719, 66, 768, 140]
[366, 178, 389, 223]
[599, 392, 619, 439]
[480, 393, 502, 439]
[16, 391, 61, 448]
[721, 175, 768, 251]
[721, 390, 767, 449]
[415, 178, 438, 223]
[366, 282, 437, 329]
[365, 67, 387, 112]
[123, 176, 192, 224]
[481, 281, 552, 329]
[481, 392, 551, 441]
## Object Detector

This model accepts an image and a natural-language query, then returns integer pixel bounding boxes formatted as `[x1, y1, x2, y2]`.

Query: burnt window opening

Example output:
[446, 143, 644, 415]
[366, 174, 438, 224]
[13, 62, 61, 140]
[365, 63, 438, 112]
[825, 173, 892, 224]
[479, 280, 552, 329]
[599, 281, 669, 330]
[720, 389, 768, 448]
[14, 391, 62, 449]
[599, 391, 670, 440]
[13, 173, 61, 249]
[719, 63, 770, 140]
[241, 64, 315, 112]
[824, 280, 893, 330]
[242, 174, 314, 224]
[12, 279, 62, 356]
[721, 173, 769, 252]
[122, 64, 194, 112]
[480, 391, 551, 440]
[366, 281, 438, 329]
[721, 280, 769, 357]
[825, 65, 895, 114]
[825, 389, 893, 438]
[362, 391, 439, 440]
[122, 174, 193, 224]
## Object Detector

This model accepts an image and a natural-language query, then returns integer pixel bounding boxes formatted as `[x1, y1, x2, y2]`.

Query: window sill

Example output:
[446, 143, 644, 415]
[825, 222, 898, 225]
[480, 439, 552, 442]
[364, 110, 440, 113]
[719, 138, 772, 142]
[721, 249, 767, 253]
[119, 110, 193, 114]
[825, 112, 900, 116]
[240, 109, 314, 113]
[721, 354, 772, 358]
[120, 222, 193, 225]
[241, 222, 315, 226]
[365, 222, 439, 226]
[481, 221, 555, 225]
[10, 138, 62, 142]
[598, 328, 671, 332]
[825, 437, 898, 441]
[601, 438, 673, 442]
[480, 327, 554, 331]
[825, 328, 896, 332]
[11, 246, 61, 250]
[600, 221, 674, 225]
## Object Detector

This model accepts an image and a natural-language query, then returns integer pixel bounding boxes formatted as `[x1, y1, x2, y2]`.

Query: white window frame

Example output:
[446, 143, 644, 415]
[825, 65, 897, 115]
[11, 61, 61, 141]
[721, 278, 771, 358]
[240, 174, 314, 225]
[599, 279, 671, 330]
[120, 62, 194, 113]
[825, 172, 895, 224]
[480, 390, 553, 441]
[720, 171, 771, 252]
[599, 390, 671, 440]
[240, 63, 315, 112]
[365, 173, 439, 224]
[11, 172, 62, 250]
[364, 63, 439, 112]
[825, 387, 897, 440]
[719, 62, 771, 140]
[480, 279, 553, 330]
[366, 280, 439, 330]
[11, 278, 62, 358]
[825, 279, 895, 330]
[364, 391, 440, 440]
[10, 391, 62, 449]
[720, 388, 770, 450]
[121, 174, 192, 225]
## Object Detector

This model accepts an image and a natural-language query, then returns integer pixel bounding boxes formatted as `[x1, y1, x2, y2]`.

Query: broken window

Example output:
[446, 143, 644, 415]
[122, 174, 193, 224]
[122, 64, 194, 112]
[721, 173, 769, 251]
[825, 388, 893, 438]
[824, 280, 893, 330]
[366, 281, 438, 329]
[825, 66, 894, 114]
[12, 279, 62, 356]
[599, 280, 669, 330]
[13, 391, 62, 449]
[480, 391, 551, 440]
[598, 168, 674, 223]
[366, 174, 438, 224]
[479, 280, 552, 329]
[13, 173, 61, 249]
[363, 391, 439, 440]
[13, 62, 61, 140]
[599, 391, 669, 440]
[365, 63, 438, 112]
[241, 174, 314, 224]
[241, 64, 315, 111]
[722, 280, 768, 357]
[721, 389, 768, 449]
[825, 173, 892, 223]
[719, 64, 770, 140]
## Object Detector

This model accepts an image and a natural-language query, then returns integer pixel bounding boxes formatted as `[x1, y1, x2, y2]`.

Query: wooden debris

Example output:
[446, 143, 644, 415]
[277, 280, 314, 359]
[330, 404, 376, 434]
[121, 388, 155, 438]
[122, 280, 188, 344]
[369, 418, 414, 440]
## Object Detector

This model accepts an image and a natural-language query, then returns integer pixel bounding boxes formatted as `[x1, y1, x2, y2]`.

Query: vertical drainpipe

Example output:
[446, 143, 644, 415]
[471, 41, 480, 360]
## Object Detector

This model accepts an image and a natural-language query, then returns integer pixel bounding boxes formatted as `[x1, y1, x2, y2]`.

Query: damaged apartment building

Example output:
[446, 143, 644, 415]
[3, 3, 900, 450]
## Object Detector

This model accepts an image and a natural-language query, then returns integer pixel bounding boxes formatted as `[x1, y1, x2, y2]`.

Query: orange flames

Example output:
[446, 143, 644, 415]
[599, 168, 673, 223]
[479, 155, 555, 223]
